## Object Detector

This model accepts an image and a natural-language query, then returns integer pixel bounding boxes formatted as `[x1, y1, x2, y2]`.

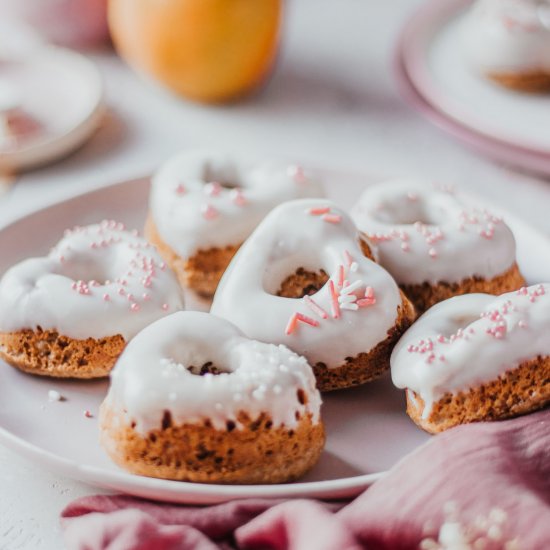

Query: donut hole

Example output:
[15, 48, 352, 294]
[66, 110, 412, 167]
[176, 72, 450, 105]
[371, 195, 445, 226]
[276, 268, 329, 299]
[201, 164, 241, 189]
[58, 262, 111, 285]
[439, 313, 481, 338]
[186, 361, 225, 376]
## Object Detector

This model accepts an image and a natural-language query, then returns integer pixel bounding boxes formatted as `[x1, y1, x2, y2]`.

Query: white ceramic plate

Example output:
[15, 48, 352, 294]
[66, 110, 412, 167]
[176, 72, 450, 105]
[0, 174, 548, 504]
[0, 46, 104, 172]
[400, 0, 550, 156]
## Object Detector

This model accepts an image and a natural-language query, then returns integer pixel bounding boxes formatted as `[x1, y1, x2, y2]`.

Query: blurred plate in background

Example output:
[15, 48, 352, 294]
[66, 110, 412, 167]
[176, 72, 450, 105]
[396, 0, 550, 177]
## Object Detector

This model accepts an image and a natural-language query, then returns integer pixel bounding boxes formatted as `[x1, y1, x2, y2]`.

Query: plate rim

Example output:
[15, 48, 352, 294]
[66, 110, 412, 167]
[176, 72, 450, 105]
[394, 48, 550, 177]
[397, 0, 550, 161]
[0, 45, 105, 172]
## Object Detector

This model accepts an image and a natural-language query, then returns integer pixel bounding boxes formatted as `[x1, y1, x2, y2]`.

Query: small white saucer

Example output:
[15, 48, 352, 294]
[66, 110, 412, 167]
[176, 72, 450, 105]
[0, 46, 104, 172]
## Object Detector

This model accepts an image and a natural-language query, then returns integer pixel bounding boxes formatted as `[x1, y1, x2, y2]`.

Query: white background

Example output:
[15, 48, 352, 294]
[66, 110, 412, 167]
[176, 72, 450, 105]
[1, 0, 550, 548]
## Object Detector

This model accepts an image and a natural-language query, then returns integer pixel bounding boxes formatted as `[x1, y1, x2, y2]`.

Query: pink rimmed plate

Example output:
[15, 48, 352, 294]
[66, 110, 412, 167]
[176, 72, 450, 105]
[396, 0, 550, 176]
[0, 173, 548, 504]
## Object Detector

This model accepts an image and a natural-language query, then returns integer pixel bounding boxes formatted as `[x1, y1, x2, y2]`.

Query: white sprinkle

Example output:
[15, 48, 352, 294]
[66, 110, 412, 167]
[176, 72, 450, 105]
[168, 392, 178, 402]
[489, 508, 507, 524]
[273, 384, 282, 395]
[215, 403, 223, 411]
[350, 262, 358, 272]
[48, 390, 62, 402]
[438, 521, 469, 547]
[340, 279, 363, 295]
[487, 525, 502, 541]
[338, 293, 357, 304]
[340, 302, 359, 311]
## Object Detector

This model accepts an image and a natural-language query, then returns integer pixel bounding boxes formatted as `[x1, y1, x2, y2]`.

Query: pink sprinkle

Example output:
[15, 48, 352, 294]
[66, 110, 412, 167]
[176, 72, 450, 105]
[407, 345, 415, 352]
[517, 287, 528, 296]
[329, 280, 340, 319]
[308, 206, 331, 216]
[401, 242, 410, 252]
[59, 255, 65, 263]
[103, 294, 110, 301]
[437, 334, 446, 343]
[296, 313, 320, 327]
[288, 165, 306, 183]
[518, 320, 527, 328]
[205, 182, 222, 196]
[285, 313, 299, 335]
[71, 282, 77, 290]
[162, 303, 169, 311]
[357, 297, 376, 307]
[130, 303, 140, 312]
[201, 204, 219, 220]
[407, 192, 418, 201]
[142, 293, 151, 301]
[127, 294, 135, 302]
[364, 286, 375, 299]
[337, 265, 345, 288]
[303, 295, 328, 319]
[84, 410, 93, 418]
[344, 250, 354, 268]
[118, 288, 126, 296]
[428, 248, 437, 258]
[322, 213, 342, 224]
[230, 189, 247, 206]
[175, 183, 186, 195]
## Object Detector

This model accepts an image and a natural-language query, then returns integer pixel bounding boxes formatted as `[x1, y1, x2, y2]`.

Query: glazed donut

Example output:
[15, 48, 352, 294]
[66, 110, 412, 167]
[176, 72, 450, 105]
[461, 0, 550, 92]
[211, 199, 415, 392]
[100, 311, 324, 484]
[145, 149, 324, 297]
[351, 180, 525, 313]
[391, 285, 550, 434]
[0, 221, 183, 378]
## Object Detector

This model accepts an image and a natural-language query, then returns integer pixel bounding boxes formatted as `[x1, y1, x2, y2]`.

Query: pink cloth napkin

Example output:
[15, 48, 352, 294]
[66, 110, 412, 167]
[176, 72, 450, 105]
[61, 409, 550, 550]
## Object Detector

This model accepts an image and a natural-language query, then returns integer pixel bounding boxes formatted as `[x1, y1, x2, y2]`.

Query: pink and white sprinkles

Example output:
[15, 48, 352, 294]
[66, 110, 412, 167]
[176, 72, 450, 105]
[365, 207, 503, 260]
[285, 249, 377, 336]
[406, 285, 546, 365]
[62, 220, 170, 315]
[175, 180, 249, 220]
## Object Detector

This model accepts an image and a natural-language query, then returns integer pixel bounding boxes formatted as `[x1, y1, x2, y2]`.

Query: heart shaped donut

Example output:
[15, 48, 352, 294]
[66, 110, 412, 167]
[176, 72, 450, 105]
[351, 180, 525, 313]
[391, 284, 550, 433]
[145, 150, 324, 297]
[0, 221, 183, 378]
[461, 0, 550, 92]
[211, 199, 415, 392]
[100, 311, 324, 484]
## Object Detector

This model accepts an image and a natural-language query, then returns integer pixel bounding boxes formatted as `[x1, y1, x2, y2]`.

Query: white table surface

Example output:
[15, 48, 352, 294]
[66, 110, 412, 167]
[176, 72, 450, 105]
[1, 1, 550, 548]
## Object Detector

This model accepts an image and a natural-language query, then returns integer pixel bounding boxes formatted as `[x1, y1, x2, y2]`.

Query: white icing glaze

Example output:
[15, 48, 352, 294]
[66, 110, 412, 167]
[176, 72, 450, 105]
[102, 311, 322, 433]
[391, 284, 550, 417]
[0, 221, 184, 340]
[461, 0, 550, 74]
[211, 199, 402, 367]
[350, 179, 517, 286]
[149, 149, 324, 259]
